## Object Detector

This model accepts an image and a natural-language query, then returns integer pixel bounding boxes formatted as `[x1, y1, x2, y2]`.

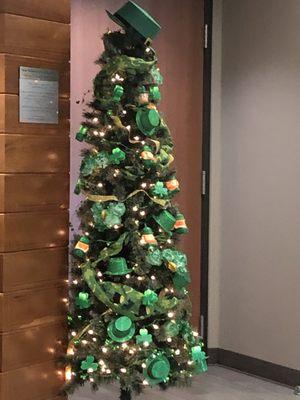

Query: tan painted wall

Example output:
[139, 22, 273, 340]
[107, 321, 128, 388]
[209, 0, 300, 370]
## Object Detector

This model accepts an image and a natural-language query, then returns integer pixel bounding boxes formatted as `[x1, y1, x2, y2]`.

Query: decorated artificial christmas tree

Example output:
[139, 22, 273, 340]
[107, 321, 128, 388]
[65, 2, 207, 399]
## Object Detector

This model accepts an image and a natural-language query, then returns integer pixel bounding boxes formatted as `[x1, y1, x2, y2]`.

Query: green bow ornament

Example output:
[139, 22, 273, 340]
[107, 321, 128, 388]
[191, 345, 208, 373]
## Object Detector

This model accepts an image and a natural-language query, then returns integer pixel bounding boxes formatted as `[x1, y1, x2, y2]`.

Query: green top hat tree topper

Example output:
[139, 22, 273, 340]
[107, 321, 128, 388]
[67, 2, 206, 400]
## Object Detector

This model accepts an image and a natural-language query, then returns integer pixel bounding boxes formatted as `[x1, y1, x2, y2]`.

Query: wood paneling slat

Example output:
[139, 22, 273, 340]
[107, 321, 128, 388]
[0, 135, 70, 173]
[0, 247, 68, 292]
[0, 94, 69, 135]
[0, 320, 67, 371]
[0, 284, 66, 332]
[0, 14, 70, 61]
[0, 0, 70, 23]
[0, 360, 65, 400]
[0, 54, 70, 97]
[0, 173, 69, 212]
[0, 211, 69, 252]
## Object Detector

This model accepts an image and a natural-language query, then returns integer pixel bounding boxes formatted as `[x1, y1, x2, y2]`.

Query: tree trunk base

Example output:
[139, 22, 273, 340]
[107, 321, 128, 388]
[120, 388, 131, 400]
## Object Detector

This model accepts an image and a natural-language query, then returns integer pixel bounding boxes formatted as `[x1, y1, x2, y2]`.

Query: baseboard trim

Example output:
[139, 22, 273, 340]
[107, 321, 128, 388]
[207, 348, 300, 388]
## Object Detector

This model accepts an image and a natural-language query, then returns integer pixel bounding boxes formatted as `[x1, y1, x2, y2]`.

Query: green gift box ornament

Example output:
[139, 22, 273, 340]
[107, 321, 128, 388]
[107, 316, 135, 342]
[106, 1, 161, 45]
[76, 125, 88, 142]
[136, 108, 160, 136]
[105, 257, 132, 275]
[191, 345, 208, 373]
[143, 352, 170, 385]
[73, 236, 90, 259]
[153, 210, 176, 232]
[113, 85, 124, 102]
[136, 328, 153, 345]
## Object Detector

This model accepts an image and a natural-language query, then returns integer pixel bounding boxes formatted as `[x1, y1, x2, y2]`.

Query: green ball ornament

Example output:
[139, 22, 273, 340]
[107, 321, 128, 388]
[76, 125, 88, 142]
[73, 236, 90, 259]
[143, 353, 170, 385]
[107, 316, 135, 342]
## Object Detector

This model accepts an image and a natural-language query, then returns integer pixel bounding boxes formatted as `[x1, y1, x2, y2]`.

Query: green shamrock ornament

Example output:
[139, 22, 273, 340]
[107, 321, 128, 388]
[142, 289, 158, 306]
[80, 355, 98, 371]
[75, 292, 91, 309]
[136, 328, 153, 345]
[110, 147, 126, 164]
[152, 181, 169, 198]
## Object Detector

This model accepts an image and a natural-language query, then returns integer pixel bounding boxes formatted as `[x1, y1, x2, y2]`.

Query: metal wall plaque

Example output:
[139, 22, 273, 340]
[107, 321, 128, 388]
[19, 66, 59, 124]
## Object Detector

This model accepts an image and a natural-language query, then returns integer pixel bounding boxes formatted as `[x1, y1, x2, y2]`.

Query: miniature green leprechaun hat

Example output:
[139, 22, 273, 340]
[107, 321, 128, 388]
[136, 107, 160, 136]
[143, 352, 170, 385]
[106, 1, 161, 44]
[105, 257, 132, 275]
[153, 210, 176, 231]
[107, 316, 135, 342]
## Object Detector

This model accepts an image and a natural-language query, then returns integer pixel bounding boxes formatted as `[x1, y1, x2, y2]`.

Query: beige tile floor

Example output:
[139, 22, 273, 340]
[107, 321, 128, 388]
[71, 365, 295, 400]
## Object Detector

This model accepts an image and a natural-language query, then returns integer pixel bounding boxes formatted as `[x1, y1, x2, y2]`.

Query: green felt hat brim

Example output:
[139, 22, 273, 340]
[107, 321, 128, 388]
[105, 268, 132, 275]
[106, 10, 127, 30]
[143, 357, 170, 385]
[153, 214, 175, 232]
[136, 111, 158, 136]
[107, 321, 135, 342]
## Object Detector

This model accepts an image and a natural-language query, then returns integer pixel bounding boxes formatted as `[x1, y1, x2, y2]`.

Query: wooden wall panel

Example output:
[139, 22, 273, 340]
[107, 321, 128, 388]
[0, 1, 69, 398]
[0, 320, 67, 371]
[0, 360, 65, 400]
[0, 211, 68, 252]
[0, 14, 70, 61]
[0, 94, 69, 135]
[0, 284, 66, 332]
[0, 174, 69, 212]
[0, 54, 70, 97]
[0, 0, 70, 24]
[0, 247, 68, 292]
[0, 135, 70, 173]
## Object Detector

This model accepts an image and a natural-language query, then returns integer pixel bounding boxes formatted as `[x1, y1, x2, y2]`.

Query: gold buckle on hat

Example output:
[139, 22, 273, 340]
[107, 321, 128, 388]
[144, 37, 152, 46]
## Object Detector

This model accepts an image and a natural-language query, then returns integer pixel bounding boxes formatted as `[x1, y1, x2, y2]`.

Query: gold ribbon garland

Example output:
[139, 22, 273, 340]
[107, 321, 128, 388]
[85, 188, 168, 207]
